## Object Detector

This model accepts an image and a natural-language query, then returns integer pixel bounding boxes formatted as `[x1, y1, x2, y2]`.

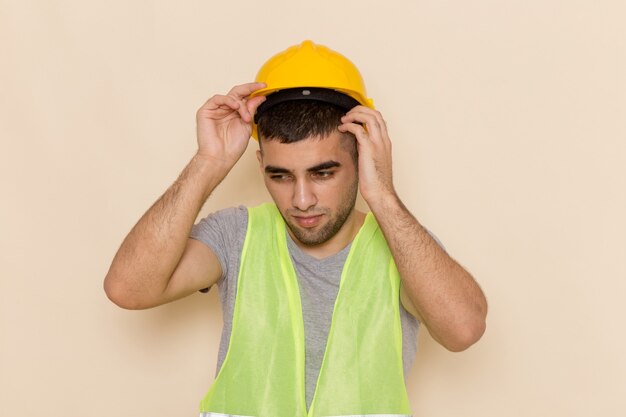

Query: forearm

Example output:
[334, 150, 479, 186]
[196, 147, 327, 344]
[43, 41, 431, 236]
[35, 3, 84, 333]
[339, 105, 486, 350]
[369, 193, 487, 351]
[104, 154, 228, 307]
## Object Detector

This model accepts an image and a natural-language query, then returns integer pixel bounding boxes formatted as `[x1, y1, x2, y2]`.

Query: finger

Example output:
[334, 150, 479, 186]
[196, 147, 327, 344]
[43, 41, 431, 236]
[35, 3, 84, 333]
[203, 94, 240, 111]
[247, 95, 267, 119]
[236, 98, 253, 123]
[235, 95, 268, 123]
[345, 106, 388, 130]
[207, 94, 254, 123]
[338, 122, 371, 150]
[344, 107, 391, 148]
[341, 111, 384, 141]
[227, 82, 267, 99]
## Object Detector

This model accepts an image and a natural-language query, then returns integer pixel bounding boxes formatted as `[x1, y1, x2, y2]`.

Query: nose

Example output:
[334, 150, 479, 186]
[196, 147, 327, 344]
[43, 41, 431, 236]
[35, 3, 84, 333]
[292, 178, 317, 211]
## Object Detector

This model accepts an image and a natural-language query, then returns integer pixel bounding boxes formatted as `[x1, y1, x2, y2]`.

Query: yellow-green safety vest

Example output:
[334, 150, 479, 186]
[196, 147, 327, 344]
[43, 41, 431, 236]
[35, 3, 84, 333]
[199, 203, 412, 417]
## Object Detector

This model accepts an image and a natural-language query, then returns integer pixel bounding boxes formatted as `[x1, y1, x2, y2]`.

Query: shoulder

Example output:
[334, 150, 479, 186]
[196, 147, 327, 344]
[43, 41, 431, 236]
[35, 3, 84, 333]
[190, 206, 250, 287]
[193, 206, 248, 235]
[207, 205, 249, 223]
[190, 205, 249, 260]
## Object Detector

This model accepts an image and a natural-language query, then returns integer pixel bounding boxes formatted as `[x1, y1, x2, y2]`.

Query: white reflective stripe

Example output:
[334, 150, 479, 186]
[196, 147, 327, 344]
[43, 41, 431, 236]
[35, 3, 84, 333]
[200, 414, 410, 417]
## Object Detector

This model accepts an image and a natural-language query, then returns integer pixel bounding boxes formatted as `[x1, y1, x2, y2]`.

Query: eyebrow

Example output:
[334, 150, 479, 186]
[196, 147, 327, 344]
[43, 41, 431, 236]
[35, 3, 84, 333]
[264, 166, 291, 174]
[264, 160, 342, 174]
[307, 161, 341, 172]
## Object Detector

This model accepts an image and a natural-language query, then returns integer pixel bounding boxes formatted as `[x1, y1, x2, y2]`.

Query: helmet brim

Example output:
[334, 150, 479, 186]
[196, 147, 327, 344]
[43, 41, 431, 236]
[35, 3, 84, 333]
[253, 88, 361, 124]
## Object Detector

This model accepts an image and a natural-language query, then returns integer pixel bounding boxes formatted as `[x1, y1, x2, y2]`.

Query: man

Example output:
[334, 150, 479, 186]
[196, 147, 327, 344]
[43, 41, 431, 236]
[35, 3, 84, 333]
[104, 41, 487, 417]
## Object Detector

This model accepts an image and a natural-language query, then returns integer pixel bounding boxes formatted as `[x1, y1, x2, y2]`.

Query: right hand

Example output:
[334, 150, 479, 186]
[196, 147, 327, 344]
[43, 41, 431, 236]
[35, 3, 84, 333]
[195, 82, 267, 167]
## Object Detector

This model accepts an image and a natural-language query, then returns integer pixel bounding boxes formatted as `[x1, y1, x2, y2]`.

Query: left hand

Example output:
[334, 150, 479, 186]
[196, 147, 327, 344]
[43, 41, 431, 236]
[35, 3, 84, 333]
[338, 106, 396, 205]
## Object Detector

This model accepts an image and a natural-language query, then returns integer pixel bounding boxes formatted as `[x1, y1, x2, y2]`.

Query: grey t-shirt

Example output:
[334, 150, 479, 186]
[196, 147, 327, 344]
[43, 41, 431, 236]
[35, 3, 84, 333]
[191, 206, 421, 410]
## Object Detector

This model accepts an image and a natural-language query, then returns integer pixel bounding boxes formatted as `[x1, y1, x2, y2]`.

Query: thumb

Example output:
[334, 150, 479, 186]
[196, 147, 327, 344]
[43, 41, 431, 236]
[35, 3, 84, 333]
[247, 95, 267, 121]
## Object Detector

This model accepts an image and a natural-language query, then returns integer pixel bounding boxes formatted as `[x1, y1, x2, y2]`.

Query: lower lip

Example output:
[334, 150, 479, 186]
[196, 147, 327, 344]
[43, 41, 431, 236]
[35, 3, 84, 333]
[294, 215, 323, 228]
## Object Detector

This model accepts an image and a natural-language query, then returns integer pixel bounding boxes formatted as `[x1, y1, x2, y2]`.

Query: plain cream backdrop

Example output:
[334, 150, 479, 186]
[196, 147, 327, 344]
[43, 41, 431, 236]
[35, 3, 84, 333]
[1, 1, 624, 416]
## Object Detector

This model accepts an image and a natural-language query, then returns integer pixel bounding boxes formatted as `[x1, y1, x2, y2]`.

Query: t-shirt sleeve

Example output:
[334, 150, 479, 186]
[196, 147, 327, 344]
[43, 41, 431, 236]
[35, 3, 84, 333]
[424, 226, 447, 253]
[190, 205, 248, 288]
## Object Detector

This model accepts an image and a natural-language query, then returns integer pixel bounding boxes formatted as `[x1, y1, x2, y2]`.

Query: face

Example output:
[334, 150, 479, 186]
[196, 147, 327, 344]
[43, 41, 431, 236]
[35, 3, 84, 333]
[258, 131, 359, 247]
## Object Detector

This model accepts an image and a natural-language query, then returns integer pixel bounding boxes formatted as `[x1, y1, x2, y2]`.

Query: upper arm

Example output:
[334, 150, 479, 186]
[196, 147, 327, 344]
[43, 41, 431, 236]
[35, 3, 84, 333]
[400, 283, 423, 322]
[156, 206, 243, 306]
[158, 238, 223, 305]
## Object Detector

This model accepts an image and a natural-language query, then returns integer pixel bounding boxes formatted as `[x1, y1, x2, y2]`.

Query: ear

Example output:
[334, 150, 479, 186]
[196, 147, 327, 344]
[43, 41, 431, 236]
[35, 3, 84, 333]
[256, 149, 263, 172]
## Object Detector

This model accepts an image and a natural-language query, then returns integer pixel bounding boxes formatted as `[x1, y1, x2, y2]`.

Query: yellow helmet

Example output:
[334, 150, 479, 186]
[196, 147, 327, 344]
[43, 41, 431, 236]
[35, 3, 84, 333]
[251, 40, 374, 139]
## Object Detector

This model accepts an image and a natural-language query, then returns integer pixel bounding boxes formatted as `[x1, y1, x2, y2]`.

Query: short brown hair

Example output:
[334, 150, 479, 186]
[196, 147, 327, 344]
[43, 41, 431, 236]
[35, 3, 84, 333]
[256, 100, 357, 165]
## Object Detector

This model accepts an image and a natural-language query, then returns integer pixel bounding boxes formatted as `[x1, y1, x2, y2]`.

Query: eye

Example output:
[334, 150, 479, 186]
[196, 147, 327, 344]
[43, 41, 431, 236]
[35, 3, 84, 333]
[269, 174, 293, 182]
[312, 171, 334, 179]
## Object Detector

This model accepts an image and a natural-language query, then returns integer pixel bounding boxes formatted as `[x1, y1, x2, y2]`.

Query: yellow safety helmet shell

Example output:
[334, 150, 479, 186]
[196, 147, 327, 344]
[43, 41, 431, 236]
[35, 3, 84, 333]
[251, 40, 374, 140]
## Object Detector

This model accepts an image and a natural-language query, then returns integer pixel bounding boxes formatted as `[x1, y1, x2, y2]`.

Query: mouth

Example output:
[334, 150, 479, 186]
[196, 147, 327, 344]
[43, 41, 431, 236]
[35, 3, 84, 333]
[292, 214, 324, 228]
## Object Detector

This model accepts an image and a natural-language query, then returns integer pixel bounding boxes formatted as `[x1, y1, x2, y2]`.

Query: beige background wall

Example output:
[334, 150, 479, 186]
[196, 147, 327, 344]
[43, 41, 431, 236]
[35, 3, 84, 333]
[1, 0, 624, 415]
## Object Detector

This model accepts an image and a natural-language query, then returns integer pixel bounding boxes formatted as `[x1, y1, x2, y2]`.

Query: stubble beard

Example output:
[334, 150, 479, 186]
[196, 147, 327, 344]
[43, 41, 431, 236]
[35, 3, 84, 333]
[283, 177, 359, 247]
